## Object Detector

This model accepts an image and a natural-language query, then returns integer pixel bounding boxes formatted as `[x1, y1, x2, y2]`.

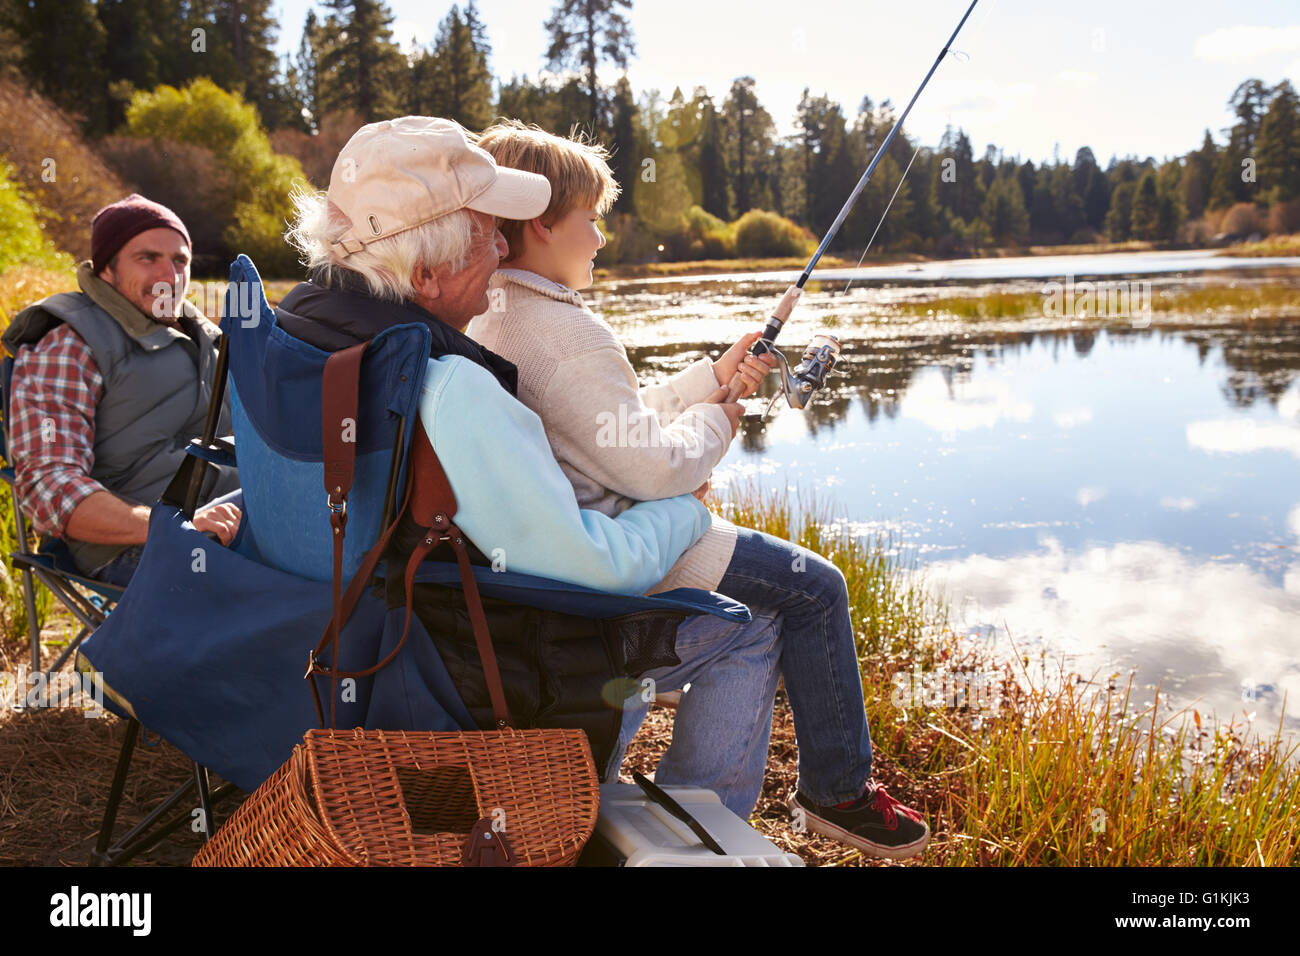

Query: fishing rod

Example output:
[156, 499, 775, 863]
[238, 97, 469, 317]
[726, 0, 981, 411]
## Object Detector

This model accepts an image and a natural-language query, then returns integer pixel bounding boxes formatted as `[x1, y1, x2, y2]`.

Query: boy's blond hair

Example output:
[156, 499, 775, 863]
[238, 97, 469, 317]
[477, 119, 620, 259]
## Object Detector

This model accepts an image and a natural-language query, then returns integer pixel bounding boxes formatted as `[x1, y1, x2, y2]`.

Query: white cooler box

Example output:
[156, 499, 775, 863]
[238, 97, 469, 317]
[579, 782, 804, 867]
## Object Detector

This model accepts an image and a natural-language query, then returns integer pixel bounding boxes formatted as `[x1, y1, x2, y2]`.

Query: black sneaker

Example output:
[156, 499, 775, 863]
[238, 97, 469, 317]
[789, 782, 930, 860]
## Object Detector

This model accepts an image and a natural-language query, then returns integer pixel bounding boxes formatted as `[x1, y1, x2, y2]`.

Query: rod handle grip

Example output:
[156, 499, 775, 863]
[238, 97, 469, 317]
[725, 285, 802, 401]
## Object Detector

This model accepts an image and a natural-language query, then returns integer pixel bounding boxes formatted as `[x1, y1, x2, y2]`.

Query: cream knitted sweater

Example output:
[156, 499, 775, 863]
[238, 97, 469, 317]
[467, 269, 737, 594]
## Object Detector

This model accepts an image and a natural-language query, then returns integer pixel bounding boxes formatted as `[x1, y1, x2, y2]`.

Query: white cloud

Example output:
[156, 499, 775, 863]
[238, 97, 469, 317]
[923, 538, 1300, 726]
[1054, 407, 1093, 429]
[1194, 25, 1300, 62]
[1077, 486, 1106, 507]
[1186, 418, 1300, 459]
[1160, 496, 1197, 511]
[902, 371, 1033, 434]
[1055, 70, 1099, 89]
[1279, 385, 1300, 422]
[1288, 503, 1300, 538]
[1286, 564, 1300, 595]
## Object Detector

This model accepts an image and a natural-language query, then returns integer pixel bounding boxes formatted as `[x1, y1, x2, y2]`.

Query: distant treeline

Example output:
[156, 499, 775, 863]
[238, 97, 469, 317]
[1, 0, 1297, 272]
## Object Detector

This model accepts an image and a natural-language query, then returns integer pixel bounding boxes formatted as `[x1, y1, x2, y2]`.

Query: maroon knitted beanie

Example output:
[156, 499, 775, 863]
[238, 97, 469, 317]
[91, 194, 192, 274]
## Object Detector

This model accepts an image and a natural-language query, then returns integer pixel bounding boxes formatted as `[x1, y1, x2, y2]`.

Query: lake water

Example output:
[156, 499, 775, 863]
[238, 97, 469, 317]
[624, 249, 1300, 285]
[590, 255, 1300, 738]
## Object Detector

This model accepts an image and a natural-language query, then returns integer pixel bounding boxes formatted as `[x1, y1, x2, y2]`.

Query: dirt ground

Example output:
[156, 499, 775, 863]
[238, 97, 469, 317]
[0, 683, 940, 867]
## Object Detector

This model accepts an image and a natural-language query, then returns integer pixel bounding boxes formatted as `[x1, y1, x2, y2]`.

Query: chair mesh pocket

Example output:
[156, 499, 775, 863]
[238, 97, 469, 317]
[611, 610, 686, 676]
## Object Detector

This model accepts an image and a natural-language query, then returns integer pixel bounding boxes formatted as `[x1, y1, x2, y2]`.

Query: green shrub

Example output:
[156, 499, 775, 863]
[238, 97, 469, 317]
[121, 79, 308, 277]
[0, 160, 73, 274]
[684, 205, 735, 259]
[733, 208, 813, 258]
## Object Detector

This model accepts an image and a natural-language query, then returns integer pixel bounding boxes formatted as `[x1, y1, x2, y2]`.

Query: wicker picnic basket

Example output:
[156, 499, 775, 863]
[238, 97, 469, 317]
[192, 726, 600, 866]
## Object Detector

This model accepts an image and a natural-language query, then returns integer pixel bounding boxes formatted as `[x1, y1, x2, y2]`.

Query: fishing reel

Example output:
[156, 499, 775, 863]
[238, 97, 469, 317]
[755, 332, 842, 420]
[724, 286, 842, 419]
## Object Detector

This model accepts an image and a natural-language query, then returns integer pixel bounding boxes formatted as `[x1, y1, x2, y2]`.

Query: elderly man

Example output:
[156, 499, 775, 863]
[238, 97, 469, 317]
[273, 116, 784, 817]
[3, 195, 241, 586]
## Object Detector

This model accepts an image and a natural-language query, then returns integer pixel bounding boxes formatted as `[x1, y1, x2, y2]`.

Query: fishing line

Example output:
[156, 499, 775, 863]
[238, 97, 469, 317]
[842, 143, 922, 294]
[724, 0, 986, 407]
[836, 0, 999, 295]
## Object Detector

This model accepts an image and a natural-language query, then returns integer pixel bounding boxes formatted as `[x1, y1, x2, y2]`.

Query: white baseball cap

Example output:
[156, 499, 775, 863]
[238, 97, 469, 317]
[326, 116, 552, 258]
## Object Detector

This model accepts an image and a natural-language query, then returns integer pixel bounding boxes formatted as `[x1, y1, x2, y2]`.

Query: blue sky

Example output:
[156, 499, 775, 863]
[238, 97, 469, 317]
[269, 0, 1300, 165]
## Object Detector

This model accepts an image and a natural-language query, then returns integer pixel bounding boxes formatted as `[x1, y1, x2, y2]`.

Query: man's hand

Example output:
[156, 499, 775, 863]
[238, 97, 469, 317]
[194, 502, 241, 546]
[703, 386, 744, 438]
[692, 476, 710, 501]
[713, 330, 779, 400]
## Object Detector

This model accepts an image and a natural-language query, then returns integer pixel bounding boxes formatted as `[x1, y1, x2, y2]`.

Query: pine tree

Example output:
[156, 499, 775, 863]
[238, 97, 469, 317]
[316, 0, 405, 121]
[417, 4, 493, 129]
[1210, 78, 1269, 209]
[1255, 80, 1300, 204]
[605, 76, 639, 214]
[1181, 130, 1217, 220]
[982, 174, 1029, 245]
[1049, 163, 1085, 241]
[1155, 160, 1186, 239]
[694, 91, 730, 220]
[1, 0, 108, 130]
[200, 1, 281, 114]
[796, 90, 855, 232]
[931, 126, 980, 224]
[292, 11, 323, 131]
[1105, 180, 1135, 241]
[1129, 170, 1160, 240]
[722, 77, 774, 216]
[544, 0, 636, 133]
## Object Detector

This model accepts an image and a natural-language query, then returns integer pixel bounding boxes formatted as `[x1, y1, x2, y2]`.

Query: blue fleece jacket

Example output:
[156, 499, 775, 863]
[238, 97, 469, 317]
[419, 354, 710, 595]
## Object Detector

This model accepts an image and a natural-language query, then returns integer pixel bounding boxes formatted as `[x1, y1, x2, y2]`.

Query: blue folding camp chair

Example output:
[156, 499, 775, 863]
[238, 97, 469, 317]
[2, 333, 238, 866]
[0, 355, 121, 679]
[78, 256, 749, 835]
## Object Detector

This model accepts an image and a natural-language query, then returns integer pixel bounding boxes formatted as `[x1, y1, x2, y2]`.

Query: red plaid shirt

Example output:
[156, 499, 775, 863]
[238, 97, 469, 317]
[7, 324, 107, 537]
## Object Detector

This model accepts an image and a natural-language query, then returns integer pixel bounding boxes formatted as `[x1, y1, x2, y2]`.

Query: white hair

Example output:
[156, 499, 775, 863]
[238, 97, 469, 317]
[285, 185, 479, 303]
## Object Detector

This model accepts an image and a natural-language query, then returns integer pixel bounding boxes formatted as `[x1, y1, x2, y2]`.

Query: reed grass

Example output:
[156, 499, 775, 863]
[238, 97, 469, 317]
[0, 264, 76, 328]
[714, 480, 1299, 866]
[878, 283, 1300, 324]
[0, 268, 66, 652]
[1219, 234, 1300, 258]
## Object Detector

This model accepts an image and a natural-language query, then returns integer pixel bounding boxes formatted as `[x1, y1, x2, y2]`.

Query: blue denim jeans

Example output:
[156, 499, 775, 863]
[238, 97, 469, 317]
[718, 527, 873, 805]
[605, 609, 783, 818]
[90, 545, 145, 588]
[608, 527, 873, 815]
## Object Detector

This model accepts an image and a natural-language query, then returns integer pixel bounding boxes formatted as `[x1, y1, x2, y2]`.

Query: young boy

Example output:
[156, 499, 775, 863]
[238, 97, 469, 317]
[468, 120, 929, 859]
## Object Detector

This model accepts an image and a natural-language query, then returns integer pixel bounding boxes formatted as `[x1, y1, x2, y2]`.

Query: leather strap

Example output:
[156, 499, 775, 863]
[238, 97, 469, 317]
[319, 344, 365, 727]
[307, 350, 514, 732]
[406, 429, 512, 730]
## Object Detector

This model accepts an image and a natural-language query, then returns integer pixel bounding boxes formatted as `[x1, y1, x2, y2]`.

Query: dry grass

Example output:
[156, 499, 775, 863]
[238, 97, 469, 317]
[874, 283, 1300, 324]
[1219, 234, 1300, 258]
[0, 79, 129, 261]
[0, 263, 77, 328]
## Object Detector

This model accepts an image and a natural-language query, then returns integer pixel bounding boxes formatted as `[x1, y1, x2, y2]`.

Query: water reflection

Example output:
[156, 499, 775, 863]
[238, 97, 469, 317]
[624, 322, 1300, 455]
[606, 303, 1300, 735]
[926, 537, 1300, 733]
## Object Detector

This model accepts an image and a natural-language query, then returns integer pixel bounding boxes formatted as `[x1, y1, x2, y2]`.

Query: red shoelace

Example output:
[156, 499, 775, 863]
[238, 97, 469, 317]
[869, 784, 924, 830]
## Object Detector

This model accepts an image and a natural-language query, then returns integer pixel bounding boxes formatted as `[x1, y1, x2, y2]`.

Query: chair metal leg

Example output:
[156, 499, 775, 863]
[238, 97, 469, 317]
[93, 717, 141, 865]
[194, 763, 215, 842]
[93, 717, 239, 865]
[10, 554, 112, 691]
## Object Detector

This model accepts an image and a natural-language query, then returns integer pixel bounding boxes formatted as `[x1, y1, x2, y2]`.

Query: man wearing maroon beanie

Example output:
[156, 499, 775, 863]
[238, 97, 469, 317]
[1, 194, 242, 585]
